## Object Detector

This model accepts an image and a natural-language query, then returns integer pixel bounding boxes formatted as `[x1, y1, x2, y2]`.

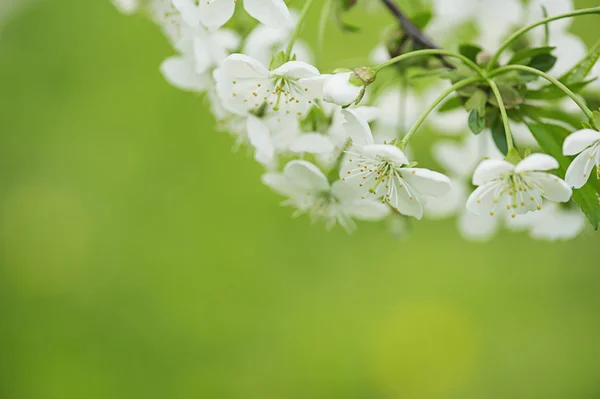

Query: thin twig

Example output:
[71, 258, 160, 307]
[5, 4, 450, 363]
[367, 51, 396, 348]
[379, 0, 454, 68]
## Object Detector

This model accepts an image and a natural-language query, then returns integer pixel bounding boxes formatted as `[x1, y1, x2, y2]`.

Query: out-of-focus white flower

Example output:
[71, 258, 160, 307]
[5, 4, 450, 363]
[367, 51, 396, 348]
[172, 0, 290, 30]
[112, 0, 139, 14]
[243, 12, 312, 66]
[563, 129, 600, 188]
[427, 0, 523, 50]
[339, 110, 452, 219]
[263, 160, 390, 232]
[160, 56, 212, 92]
[323, 72, 364, 107]
[246, 113, 299, 167]
[214, 54, 327, 117]
[467, 154, 572, 218]
[508, 202, 586, 241]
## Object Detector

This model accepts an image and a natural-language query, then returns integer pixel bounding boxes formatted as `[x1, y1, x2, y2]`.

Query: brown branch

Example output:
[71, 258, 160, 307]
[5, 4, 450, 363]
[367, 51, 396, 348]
[379, 0, 454, 68]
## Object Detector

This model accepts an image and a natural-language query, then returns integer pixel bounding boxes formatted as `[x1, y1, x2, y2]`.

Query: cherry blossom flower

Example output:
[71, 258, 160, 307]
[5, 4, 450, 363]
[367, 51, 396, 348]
[467, 154, 572, 218]
[214, 54, 327, 117]
[263, 160, 390, 232]
[172, 0, 290, 31]
[563, 129, 600, 188]
[339, 110, 452, 219]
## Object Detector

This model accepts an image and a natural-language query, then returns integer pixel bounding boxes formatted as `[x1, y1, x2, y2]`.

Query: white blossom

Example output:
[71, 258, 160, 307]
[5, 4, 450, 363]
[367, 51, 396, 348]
[263, 160, 390, 232]
[467, 154, 572, 218]
[563, 129, 600, 188]
[214, 54, 327, 117]
[508, 202, 586, 241]
[339, 110, 452, 219]
[172, 0, 290, 30]
[322, 72, 363, 107]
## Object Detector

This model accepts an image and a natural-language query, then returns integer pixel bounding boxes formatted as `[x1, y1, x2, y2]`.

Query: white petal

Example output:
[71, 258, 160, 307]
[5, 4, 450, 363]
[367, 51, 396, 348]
[160, 56, 208, 92]
[530, 173, 572, 202]
[390, 179, 424, 220]
[322, 72, 362, 106]
[565, 146, 597, 188]
[550, 33, 587, 77]
[399, 168, 452, 197]
[247, 114, 275, 165]
[341, 200, 391, 221]
[244, 0, 291, 27]
[423, 179, 467, 219]
[466, 182, 503, 216]
[172, 0, 203, 27]
[112, 0, 139, 14]
[360, 144, 409, 165]
[562, 129, 600, 156]
[283, 160, 330, 192]
[458, 209, 500, 241]
[271, 61, 320, 79]
[262, 172, 299, 197]
[221, 53, 270, 78]
[472, 160, 514, 185]
[515, 153, 559, 173]
[199, 0, 235, 30]
[289, 133, 334, 154]
[341, 109, 375, 146]
[213, 28, 241, 52]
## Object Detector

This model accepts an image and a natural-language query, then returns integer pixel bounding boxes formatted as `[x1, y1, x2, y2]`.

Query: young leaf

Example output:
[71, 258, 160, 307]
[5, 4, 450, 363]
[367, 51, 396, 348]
[411, 11, 433, 30]
[526, 122, 600, 229]
[508, 46, 555, 65]
[559, 39, 600, 85]
[438, 96, 463, 113]
[459, 44, 483, 64]
[468, 110, 485, 134]
[488, 83, 523, 109]
[490, 118, 508, 155]
[526, 78, 597, 100]
[465, 89, 488, 115]
[592, 110, 600, 130]
[528, 53, 557, 72]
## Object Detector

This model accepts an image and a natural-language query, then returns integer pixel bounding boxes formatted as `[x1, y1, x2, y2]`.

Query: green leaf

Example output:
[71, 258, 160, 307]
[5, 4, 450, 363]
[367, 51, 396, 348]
[518, 104, 582, 129]
[465, 89, 488, 114]
[559, 39, 600, 85]
[269, 51, 287, 70]
[490, 117, 508, 155]
[438, 96, 463, 113]
[488, 83, 524, 109]
[508, 46, 555, 65]
[528, 53, 557, 72]
[468, 110, 485, 134]
[526, 121, 600, 229]
[592, 110, 600, 130]
[526, 78, 597, 100]
[411, 11, 433, 30]
[459, 44, 483, 63]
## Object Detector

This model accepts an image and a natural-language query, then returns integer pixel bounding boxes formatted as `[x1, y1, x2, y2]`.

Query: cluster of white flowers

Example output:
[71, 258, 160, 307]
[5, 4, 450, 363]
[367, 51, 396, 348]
[112, 0, 600, 241]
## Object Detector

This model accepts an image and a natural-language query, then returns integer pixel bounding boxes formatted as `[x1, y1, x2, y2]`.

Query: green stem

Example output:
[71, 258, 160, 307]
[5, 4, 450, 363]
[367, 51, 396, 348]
[373, 49, 485, 77]
[401, 77, 482, 145]
[486, 6, 600, 71]
[316, 0, 333, 66]
[489, 65, 594, 119]
[487, 79, 515, 152]
[285, 0, 316, 60]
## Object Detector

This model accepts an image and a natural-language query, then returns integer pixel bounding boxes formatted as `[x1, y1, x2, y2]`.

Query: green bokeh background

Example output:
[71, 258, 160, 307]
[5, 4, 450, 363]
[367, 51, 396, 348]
[1, 1, 600, 398]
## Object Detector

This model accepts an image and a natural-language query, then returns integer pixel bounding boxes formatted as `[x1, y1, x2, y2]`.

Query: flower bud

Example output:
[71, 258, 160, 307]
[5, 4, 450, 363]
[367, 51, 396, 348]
[323, 72, 363, 107]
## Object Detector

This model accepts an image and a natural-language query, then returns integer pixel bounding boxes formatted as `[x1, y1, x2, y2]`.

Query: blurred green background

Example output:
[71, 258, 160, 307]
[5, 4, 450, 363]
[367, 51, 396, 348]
[1, 1, 600, 398]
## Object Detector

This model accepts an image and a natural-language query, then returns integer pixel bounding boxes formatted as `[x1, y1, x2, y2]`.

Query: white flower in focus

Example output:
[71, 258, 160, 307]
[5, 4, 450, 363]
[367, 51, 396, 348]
[508, 202, 586, 241]
[339, 109, 452, 219]
[467, 154, 572, 218]
[172, 0, 290, 30]
[563, 129, 600, 188]
[263, 160, 390, 232]
[323, 72, 364, 107]
[214, 54, 326, 117]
